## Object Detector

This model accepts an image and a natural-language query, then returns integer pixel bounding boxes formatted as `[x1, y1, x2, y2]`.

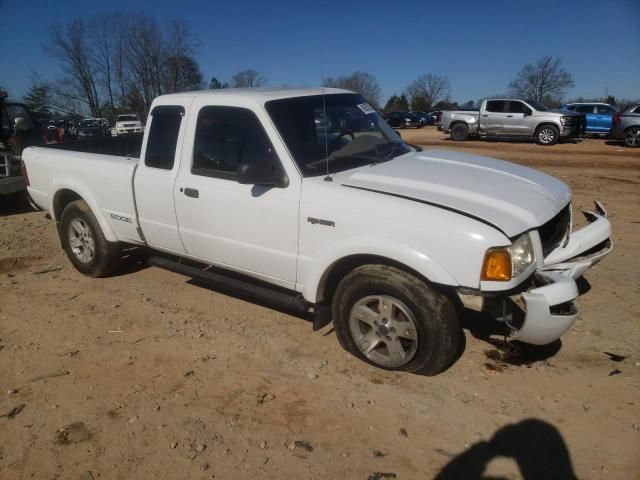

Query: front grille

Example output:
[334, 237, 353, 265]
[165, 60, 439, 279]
[538, 204, 571, 256]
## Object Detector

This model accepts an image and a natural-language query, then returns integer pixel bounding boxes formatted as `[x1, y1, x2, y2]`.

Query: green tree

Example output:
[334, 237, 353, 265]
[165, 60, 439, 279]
[383, 94, 409, 113]
[410, 95, 429, 112]
[23, 77, 55, 115]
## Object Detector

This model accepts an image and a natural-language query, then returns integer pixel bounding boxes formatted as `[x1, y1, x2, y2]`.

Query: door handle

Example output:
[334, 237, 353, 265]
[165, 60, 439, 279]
[506, 115, 513, 118]
[482, 114, 488, 117]
[184, 188, 199, 198]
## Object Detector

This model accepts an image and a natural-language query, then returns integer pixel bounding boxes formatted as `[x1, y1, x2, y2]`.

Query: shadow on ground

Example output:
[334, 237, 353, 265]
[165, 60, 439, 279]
[434, 418, 578, 480]
[0, 191, 35, 216]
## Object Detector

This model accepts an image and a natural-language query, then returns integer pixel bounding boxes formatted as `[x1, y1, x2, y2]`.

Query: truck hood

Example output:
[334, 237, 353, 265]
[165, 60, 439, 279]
[332, 149, 572, 237]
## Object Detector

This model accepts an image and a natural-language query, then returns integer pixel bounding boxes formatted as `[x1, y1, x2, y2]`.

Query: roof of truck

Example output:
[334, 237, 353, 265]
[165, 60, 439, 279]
[158, 87, 353, 102]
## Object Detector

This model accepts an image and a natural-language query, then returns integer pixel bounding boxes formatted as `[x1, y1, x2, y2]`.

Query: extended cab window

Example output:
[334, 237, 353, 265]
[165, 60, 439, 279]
[145, 106, 183, 170]
[192, 106, 279, 180]
[486, 101, 506, 113]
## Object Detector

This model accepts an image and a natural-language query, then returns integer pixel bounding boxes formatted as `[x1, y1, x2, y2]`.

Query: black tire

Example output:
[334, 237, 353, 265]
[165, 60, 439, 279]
[534, 125, 559, 145]
[60, 199, 120, 277]
[332, 264, 460, 375]
[623, 127, 640, 148]
[450, 123, 469, 141]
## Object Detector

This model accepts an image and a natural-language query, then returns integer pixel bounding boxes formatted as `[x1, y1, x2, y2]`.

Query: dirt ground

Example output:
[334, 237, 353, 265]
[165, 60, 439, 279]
[1, 129, 639, 480]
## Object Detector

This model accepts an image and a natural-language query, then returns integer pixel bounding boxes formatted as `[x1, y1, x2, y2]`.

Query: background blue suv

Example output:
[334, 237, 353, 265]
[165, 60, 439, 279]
[560, 103, 619, 135]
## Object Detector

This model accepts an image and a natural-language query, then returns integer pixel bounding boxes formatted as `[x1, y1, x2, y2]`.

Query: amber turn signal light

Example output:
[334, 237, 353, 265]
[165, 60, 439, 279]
[481, 248, 512, 281]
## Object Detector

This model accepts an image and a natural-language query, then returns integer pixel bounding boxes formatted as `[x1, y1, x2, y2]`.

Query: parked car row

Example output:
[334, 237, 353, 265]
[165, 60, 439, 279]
[383, 111, 440, 129]
[437, 98, 639, 147]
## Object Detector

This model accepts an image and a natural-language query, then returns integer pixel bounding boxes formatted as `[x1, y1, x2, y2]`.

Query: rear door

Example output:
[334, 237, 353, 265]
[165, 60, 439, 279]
[173, 101, 300, 288]
[480, 100, 507, 134]
[574, 105, 596, 132]
[133, 105, 188, 253]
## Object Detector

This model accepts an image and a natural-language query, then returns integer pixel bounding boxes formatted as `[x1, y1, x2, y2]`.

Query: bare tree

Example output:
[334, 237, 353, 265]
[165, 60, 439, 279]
[324, 71, 382, 108]
[45, 19, 101, 116]
[232, 69, 267, 88]
[508, 56, 574, 103]
[405, 74, 450, 111]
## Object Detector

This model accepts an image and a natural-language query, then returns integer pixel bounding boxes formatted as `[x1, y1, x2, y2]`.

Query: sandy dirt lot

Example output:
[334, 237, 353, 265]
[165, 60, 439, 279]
[1, 129, 639, 479]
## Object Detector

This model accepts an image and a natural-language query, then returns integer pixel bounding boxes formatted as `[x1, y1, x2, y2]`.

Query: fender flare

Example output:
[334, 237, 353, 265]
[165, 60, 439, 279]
[50, 179, 118, 242]
[301, 236, 459, 303]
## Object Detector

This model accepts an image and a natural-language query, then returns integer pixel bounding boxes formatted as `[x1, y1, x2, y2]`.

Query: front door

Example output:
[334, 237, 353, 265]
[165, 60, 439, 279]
[173, 104, 300, 288]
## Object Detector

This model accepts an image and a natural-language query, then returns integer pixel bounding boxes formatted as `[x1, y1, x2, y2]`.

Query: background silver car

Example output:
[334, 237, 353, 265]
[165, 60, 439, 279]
[611, 103, 640, 147]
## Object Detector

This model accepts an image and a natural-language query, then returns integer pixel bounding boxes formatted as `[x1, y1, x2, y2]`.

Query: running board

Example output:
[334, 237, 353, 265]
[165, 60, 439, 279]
[148, 256, 309, 313]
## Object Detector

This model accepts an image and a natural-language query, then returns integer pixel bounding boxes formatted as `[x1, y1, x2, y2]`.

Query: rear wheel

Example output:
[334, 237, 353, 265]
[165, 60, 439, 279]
[535, 125, 559, 145]
[332, 264, 460, 375]
[60, 200, 120, 277]
[450, 123, 469, 141]
[624, 127, 640, 147]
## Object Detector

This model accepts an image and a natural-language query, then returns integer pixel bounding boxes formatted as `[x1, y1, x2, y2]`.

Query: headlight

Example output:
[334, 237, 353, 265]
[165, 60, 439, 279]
[509, 233, 534, 277]
[481, 233, 535, 281]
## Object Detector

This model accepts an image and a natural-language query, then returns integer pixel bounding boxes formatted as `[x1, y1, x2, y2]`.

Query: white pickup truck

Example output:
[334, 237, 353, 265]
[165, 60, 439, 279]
[22, 88, 612, 375]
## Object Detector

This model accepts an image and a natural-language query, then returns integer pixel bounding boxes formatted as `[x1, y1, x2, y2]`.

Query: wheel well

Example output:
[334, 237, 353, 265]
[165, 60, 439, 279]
[535, 122, 559, 133]
[53, 189, 82, 221]
[316, 254, 454, 305]
[450, 121, 468, 130]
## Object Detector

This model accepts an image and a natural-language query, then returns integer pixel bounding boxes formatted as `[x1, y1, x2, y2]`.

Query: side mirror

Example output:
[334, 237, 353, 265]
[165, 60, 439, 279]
[523, 108, 532, 117]
[237, 160, 288, 188]
[14, 117, 28, 131]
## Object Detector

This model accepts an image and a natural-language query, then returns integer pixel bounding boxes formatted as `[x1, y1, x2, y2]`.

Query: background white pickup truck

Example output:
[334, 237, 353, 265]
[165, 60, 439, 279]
[22, 88, 612, 375]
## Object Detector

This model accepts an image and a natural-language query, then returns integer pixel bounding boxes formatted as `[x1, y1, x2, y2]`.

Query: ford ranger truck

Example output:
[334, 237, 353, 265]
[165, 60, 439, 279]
[440, 98, 585, 145]
[22, 88, 612, 375]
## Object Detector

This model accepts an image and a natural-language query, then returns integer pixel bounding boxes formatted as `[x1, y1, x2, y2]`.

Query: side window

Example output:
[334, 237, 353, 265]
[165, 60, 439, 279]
[486, 101, 506, 113]
[508, 101, 527, 114]
[145, 106, 183, 170]
[192, 106, 280, 180]
[596, 105, 614, 114]
[575, 105, 594, 114]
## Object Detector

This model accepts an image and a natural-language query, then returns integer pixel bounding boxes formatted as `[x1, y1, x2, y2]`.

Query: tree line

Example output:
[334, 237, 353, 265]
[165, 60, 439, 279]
[9, 14, 635, 122]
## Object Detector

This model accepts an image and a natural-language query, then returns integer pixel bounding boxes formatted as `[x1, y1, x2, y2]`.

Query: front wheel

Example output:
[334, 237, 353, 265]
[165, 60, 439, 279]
[60, 199, 121, 277]
[624, 127, 640, 147]
[535, 125, 559, 145]
[332, 265, 460, 375]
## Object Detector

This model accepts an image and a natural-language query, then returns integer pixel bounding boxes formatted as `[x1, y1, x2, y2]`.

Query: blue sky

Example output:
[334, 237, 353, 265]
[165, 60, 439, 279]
[2, 0, 639, 103]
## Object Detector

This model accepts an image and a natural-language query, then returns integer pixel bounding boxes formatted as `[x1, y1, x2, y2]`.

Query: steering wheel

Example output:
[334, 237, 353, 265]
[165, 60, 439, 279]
[202, 152, 224, 167]
[330, 131, 355, 150]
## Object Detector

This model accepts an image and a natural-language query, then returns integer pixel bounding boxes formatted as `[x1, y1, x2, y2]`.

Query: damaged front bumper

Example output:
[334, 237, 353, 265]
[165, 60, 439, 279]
[512, 201, 612, 344]
[462, 202, 612, 345]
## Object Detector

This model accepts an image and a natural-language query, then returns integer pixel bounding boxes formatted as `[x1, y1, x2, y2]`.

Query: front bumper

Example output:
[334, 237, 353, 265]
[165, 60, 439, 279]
[461, 201, 612, 345]
[512, 202, 611, 344]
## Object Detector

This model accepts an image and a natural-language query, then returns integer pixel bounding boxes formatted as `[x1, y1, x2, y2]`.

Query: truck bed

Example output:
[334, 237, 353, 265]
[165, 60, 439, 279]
[44, 133, 143, 158]
[24, 142, 143, 245]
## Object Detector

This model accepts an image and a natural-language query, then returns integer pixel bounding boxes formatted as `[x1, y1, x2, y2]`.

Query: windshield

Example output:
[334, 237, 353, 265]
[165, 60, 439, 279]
[265, 93, 410, 177]
[82, 120, 100, 127]
[118, 115, 138, 122]
[526, 100, 549, 111]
